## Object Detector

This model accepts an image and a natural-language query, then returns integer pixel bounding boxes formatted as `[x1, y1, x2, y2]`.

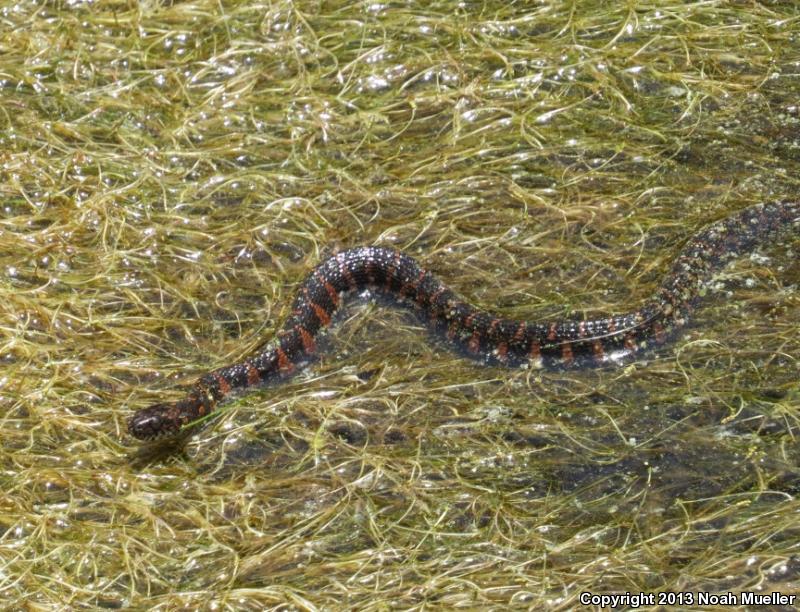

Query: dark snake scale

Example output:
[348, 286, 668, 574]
[129, 201, 800, 440]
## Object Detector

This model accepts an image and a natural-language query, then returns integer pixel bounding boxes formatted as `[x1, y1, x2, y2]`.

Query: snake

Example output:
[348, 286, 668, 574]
[128, 200, 800, 440]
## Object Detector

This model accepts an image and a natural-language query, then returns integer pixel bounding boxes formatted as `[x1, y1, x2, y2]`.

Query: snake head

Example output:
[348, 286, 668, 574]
[128, 403, 183, 440]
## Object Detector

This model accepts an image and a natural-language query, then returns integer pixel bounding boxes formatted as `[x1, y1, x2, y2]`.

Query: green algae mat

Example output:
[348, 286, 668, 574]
[1, 1, 799, 609]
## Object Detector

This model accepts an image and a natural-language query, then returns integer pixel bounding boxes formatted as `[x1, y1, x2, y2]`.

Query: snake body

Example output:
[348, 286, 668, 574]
[128, 201, 799, 440]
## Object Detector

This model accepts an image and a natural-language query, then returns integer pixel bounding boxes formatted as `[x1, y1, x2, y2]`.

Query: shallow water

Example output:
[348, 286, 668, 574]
[1, 0, 799, 607]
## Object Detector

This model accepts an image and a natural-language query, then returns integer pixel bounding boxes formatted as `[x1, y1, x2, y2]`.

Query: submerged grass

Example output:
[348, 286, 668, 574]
[1, 0, 799, 608]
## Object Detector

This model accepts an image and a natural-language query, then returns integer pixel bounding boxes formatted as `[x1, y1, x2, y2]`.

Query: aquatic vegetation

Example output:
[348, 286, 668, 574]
[0, 0, 798, 607]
